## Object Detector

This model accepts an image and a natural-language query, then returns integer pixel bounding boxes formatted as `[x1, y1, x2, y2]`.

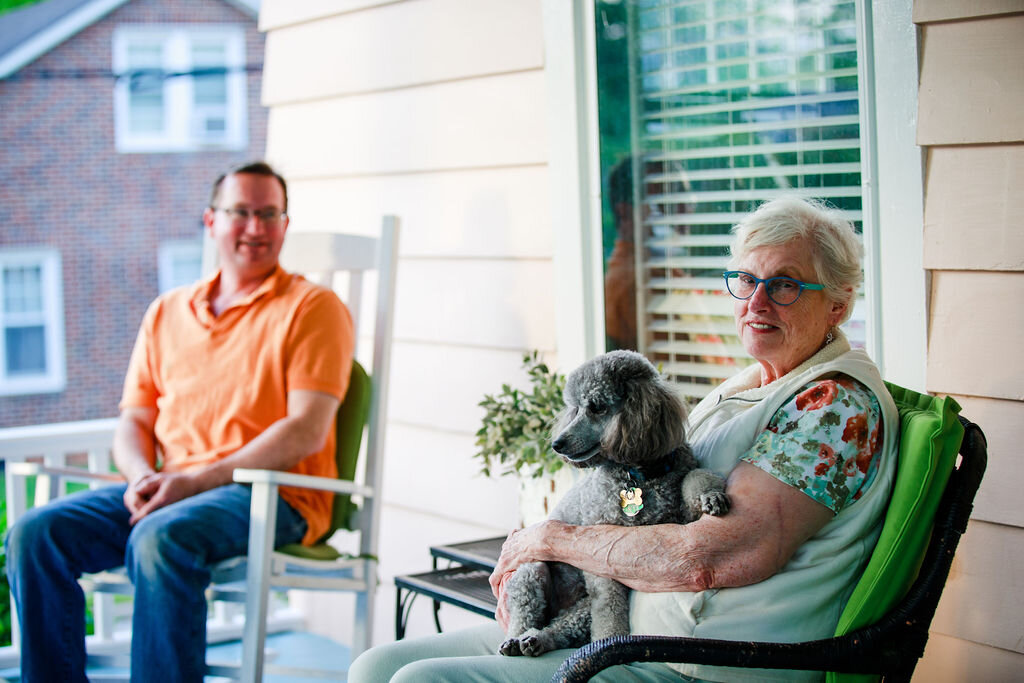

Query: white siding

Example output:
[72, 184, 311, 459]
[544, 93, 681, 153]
[260, 0, 551, 648]
[915, 0, 1024, 676]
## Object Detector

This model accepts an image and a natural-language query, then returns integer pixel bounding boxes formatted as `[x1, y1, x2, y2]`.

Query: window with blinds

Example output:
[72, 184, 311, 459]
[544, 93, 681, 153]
[596, 0, 869, 403]
[112, 26, 248, 153]
[0, 249, 65, 396]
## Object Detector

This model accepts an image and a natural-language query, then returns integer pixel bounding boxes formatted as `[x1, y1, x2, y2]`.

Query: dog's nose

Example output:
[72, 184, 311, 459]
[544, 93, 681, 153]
[552, 434, 569, 454]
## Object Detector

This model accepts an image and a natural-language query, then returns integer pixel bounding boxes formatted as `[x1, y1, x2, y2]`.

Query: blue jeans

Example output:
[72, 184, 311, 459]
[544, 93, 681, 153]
[5, 483, 307, 683]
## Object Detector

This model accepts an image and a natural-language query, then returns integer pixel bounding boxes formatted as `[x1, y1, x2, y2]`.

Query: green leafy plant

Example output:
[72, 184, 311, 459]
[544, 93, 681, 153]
[474, 352, 567, 479]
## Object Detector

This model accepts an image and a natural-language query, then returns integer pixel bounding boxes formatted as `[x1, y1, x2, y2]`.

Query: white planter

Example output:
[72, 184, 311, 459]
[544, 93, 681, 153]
[518, 466, 582, 527]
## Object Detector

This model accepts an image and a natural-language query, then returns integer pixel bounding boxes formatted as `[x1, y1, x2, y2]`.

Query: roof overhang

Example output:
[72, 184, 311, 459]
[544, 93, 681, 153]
[0, 0, 259, 80]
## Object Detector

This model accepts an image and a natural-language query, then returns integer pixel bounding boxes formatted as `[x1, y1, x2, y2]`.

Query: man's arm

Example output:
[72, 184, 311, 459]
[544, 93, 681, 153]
[490, 462, 833, 601]
[113, 406, 159, 515]
[127, 389, 340, 524]
[197, 389, 340, 489]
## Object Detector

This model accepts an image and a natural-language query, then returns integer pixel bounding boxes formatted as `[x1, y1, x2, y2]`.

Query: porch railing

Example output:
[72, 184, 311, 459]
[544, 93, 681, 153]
[0, 418, 302, 671]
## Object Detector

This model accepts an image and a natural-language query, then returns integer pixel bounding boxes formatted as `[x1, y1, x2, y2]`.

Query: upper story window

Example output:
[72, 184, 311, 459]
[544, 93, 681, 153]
[594, 0, 872, 403]
[113, 25, 248, 153]
[0, 249, 66, 396]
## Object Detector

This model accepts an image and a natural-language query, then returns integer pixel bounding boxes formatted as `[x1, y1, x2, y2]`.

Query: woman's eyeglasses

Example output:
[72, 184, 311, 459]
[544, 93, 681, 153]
[722, 270, 824, 306]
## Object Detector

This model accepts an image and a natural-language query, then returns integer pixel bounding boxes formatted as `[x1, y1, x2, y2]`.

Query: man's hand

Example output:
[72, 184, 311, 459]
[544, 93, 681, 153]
[123, 472, 154, 516]
[127, 471, 201, 525]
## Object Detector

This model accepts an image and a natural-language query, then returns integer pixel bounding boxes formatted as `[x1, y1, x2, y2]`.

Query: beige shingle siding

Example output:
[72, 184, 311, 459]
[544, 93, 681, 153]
[915, 1, 1024, 678]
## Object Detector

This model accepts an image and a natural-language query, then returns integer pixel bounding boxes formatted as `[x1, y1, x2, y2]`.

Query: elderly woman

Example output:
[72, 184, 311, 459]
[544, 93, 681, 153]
[350, 197, 898, 682]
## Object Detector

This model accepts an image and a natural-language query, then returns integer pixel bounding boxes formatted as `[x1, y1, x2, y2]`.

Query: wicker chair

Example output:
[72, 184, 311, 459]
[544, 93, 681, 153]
[553, 386, 987, 683]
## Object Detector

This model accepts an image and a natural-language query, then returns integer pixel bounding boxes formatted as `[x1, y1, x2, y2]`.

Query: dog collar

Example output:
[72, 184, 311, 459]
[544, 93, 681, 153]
[620, 449, 679, 519]
[626, 448, 679, 484]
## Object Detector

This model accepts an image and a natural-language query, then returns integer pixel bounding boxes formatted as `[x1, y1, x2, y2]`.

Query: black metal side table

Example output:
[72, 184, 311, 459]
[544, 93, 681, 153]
[394, 536, 505, 639]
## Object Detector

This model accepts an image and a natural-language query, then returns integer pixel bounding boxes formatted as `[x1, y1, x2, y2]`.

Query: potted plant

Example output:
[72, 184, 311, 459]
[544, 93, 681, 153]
[474, 352, 579, 526]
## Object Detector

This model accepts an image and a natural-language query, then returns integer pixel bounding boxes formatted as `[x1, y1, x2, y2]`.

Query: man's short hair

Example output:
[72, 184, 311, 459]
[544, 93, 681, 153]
[209, 161, 288, 211]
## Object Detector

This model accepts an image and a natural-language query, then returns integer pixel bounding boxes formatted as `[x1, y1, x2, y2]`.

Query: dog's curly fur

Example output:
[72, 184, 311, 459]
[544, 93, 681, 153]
[499, 350, 729, 657]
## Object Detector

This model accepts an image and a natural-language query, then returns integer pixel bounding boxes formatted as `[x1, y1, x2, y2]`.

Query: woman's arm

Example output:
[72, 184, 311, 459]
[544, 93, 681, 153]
[490, 461, 833, 597]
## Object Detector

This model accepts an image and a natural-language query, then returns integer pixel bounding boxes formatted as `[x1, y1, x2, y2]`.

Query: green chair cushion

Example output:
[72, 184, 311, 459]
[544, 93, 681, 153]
[318, 360, 372, 544]
[275, 543, 376, 563]
[828, 383, 964, 683]
[275, 542, 345, 562]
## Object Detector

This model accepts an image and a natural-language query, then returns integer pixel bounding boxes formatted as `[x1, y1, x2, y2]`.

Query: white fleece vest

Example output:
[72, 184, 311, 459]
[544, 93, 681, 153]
[629, 336, 899, 683]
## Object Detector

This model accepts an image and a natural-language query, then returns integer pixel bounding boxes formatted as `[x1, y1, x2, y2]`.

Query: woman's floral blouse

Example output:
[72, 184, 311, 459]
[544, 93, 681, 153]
[742, 376, 883, 513]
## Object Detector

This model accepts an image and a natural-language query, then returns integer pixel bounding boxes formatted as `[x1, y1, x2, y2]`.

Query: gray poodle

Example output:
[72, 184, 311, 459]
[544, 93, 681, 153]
[499, 350, 729, 657]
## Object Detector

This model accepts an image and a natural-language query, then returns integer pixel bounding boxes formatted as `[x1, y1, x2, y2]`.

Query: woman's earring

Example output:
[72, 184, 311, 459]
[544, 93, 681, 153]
[826, 330, 835, 345]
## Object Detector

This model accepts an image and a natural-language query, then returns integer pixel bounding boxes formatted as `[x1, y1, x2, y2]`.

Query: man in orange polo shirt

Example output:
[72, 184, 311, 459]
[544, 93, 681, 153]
[6, 162, 354, 682]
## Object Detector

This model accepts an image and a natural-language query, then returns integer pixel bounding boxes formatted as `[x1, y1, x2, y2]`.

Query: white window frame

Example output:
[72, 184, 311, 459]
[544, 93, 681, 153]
[158, 239, 203, 293]
[112, 24, 248, 153]
[543, 0, 926, 388]
[0, 249, 66, 396]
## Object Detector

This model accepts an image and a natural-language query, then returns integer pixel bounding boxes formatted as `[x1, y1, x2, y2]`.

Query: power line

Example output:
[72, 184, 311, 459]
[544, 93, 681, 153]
[3, 64, 263, 88]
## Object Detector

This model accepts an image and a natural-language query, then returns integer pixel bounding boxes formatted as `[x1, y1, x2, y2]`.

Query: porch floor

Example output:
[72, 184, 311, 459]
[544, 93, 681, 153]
[0, 631, 351, 682]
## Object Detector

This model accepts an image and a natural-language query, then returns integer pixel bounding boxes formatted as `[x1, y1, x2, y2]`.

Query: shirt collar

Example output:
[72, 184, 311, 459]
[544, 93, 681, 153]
[189, 265, 286, 325]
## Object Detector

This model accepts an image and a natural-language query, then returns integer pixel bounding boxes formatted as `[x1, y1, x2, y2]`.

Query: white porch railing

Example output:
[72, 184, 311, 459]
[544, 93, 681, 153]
[0, 418, 303, 672]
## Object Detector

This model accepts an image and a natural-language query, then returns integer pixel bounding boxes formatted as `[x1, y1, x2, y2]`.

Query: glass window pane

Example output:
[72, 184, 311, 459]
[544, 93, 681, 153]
[594, 0, 868, 403]
[192, 42, 228, 106]
[3, 265, 43, 314]
[126, 43, 165, 133]
[6, 325, 46, 376]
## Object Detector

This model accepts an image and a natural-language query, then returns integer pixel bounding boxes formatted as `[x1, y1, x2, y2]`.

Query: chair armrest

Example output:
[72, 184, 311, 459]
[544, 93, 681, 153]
[7, 461, 124, 483]
[233, 468, 374, 497]
[551, 632, 888, 683]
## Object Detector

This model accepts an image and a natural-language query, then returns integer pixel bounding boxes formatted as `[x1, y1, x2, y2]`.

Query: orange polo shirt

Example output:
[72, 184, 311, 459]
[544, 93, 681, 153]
[120, 266, 354, 545]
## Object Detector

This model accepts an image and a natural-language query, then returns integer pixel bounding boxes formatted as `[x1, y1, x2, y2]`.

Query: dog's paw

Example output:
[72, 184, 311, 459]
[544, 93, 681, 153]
[701, 490, 730, 516]
[498, 637, 522, 656]
[519, 633, 549, 657]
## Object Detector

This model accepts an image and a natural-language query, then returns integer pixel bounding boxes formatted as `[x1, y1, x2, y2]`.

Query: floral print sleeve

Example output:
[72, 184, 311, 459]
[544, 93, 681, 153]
[741, 376, 883, 513]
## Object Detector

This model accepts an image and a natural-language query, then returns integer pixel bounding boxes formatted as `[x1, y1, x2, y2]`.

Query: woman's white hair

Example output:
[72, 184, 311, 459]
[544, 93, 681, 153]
[727, 197, 863, 324]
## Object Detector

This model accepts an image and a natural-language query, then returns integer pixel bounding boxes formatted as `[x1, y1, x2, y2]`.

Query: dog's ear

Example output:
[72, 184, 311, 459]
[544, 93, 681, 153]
[602, 378, 685, 463]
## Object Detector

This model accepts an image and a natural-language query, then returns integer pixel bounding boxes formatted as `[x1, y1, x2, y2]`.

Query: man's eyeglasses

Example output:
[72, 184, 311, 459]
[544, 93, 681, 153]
[722, 270, 824, 306]
[214, 207, 287, 226]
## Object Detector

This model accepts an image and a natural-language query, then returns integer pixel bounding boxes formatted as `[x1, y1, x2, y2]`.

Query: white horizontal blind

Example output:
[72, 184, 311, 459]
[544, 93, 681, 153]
[629, 0, 867, 402]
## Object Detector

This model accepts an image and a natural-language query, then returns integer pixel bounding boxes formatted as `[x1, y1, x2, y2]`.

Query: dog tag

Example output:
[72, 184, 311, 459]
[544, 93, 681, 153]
[620, 488, 643, 517]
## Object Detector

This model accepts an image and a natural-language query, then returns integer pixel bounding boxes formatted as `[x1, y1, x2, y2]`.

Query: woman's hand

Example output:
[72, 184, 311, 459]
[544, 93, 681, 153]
[488, 524, 554, 594]
[489, 529, 522, 633]
[488, 522, 566, 631]
[492, 570, 512, 631]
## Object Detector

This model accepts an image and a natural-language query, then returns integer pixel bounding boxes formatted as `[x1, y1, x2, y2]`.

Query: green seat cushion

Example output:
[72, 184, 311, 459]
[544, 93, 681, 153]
[275, 542, 346, 562]
[827, 383, 964, 683]
[275, 543, 376, 563]
[317, 360, 372, 544]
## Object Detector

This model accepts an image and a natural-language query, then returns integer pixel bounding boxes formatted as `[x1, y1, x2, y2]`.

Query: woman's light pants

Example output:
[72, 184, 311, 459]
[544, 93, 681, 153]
[349, 622, 697, 682]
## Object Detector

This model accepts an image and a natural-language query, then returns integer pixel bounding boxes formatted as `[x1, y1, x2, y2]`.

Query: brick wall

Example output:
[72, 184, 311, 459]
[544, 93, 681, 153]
[0, 0, 268, 427]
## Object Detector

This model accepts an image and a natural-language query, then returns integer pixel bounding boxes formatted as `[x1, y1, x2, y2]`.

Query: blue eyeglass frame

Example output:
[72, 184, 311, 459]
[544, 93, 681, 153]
[722, 270, 824, 306]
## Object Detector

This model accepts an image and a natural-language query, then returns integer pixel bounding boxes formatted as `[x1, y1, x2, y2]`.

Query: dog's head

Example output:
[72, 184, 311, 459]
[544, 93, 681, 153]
[551, 350, 686, 468]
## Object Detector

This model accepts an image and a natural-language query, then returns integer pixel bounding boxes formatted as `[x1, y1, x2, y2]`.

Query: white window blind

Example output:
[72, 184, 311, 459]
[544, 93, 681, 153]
[621, 0, 867, 402]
